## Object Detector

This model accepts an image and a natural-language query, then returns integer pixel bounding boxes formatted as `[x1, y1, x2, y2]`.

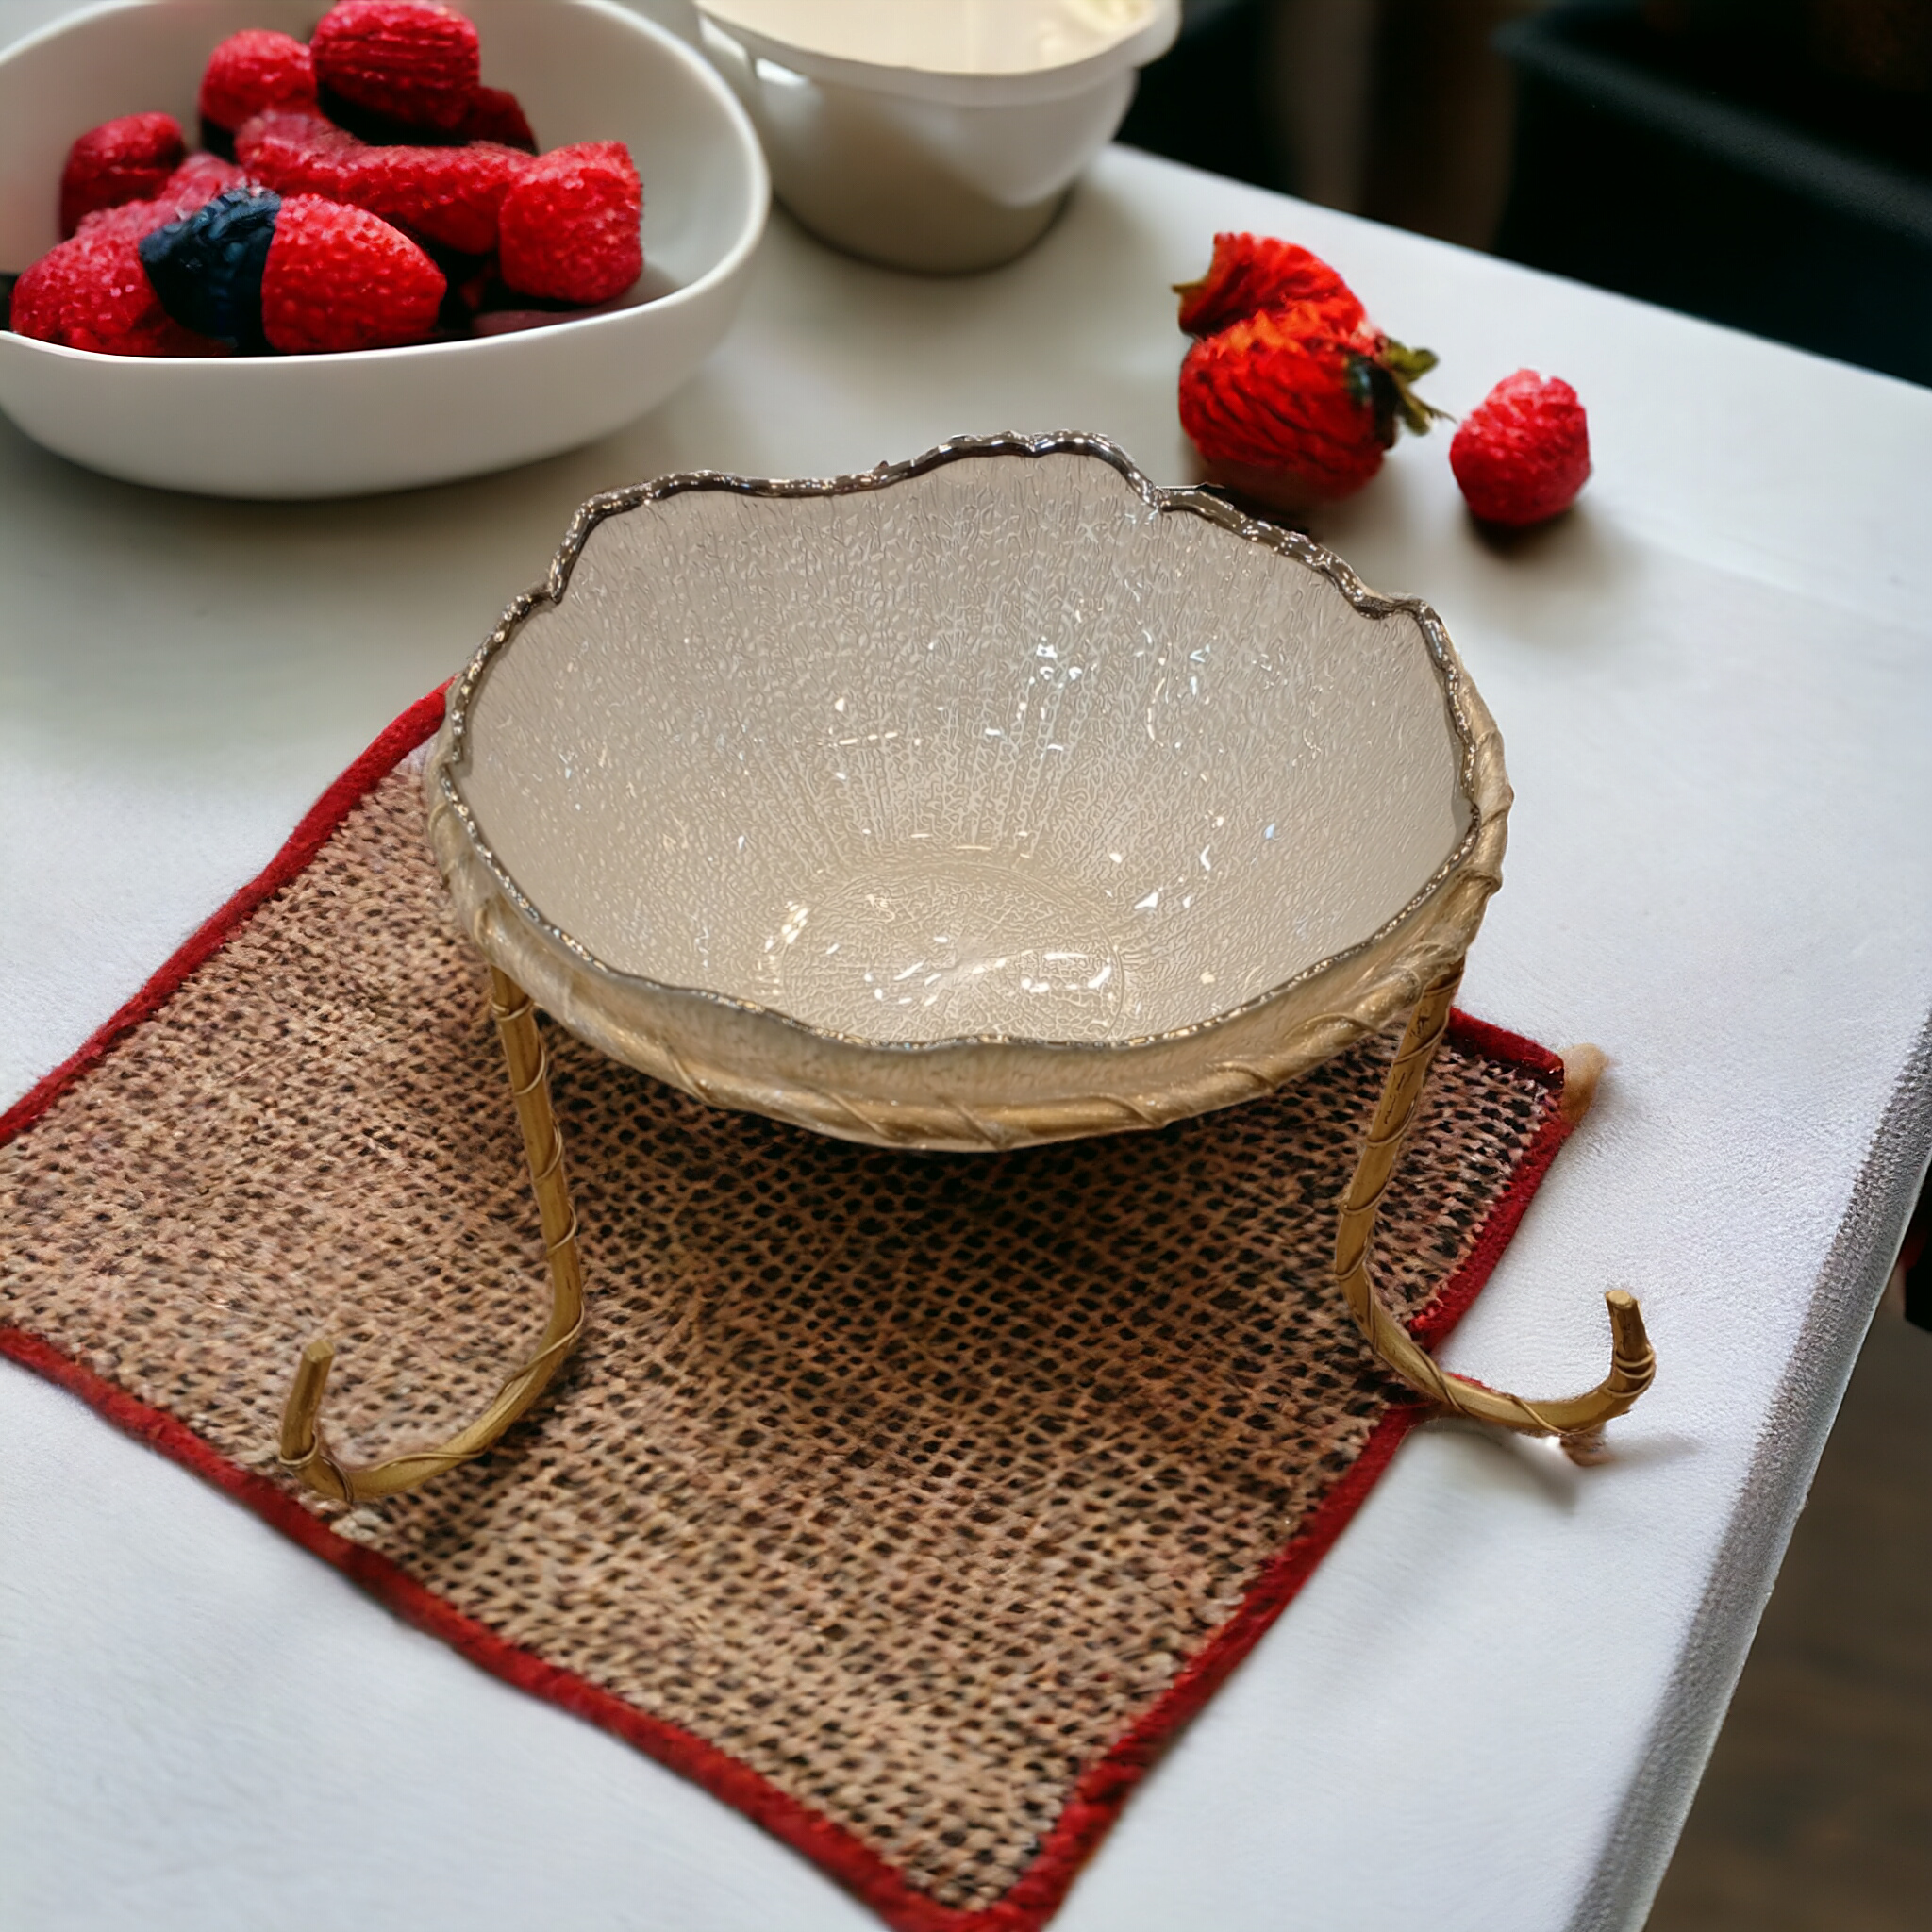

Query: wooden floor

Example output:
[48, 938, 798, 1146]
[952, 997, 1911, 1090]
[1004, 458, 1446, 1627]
[1646, 1308, 1932, 1930]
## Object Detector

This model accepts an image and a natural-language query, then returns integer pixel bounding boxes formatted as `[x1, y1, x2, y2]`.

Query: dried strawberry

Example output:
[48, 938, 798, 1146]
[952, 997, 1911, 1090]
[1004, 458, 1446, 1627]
[69, 201, 169, 246]
[1449, 370, 1591, 526]
[457, 85, 537, 152]
[234, 108, 359, 197]
[354, 141, 524, 252]
[64, 156, 250, 258]
[58, 112, 186, 238]
[236, 108, 527, 254]
[11, 223, 225, 356]
[1175, 232, 1362, 340]
[199, 29, 316, 134]
[1179, 300, 1443, 509]
[317, 77, 535, 153]
[382, 141, 531, 254]
[310, 0, 481, 134]
[161, 153, 251, 207]
[496, 142, 641, 304]
[259, 192, 445, 353]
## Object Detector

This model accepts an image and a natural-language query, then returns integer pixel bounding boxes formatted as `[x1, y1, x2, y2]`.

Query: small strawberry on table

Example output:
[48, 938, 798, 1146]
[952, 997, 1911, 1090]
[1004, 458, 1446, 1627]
[1450, 370, 1593, 527]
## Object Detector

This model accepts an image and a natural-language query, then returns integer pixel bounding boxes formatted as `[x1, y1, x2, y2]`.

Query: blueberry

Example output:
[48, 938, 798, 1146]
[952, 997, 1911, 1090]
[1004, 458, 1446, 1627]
[139, 186, 282, 353]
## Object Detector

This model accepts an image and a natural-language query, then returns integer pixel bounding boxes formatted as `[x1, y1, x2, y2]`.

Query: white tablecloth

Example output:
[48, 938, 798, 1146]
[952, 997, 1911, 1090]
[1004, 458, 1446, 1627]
[5, 6, 1931, 1926]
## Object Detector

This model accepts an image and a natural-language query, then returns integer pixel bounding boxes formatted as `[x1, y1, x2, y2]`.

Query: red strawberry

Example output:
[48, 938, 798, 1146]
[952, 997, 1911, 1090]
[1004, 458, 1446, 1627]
[58, 112, 185, 238]
[68, 156, 249, 247]
[457, 85, 537, 153]
[379, 141, 531, 255]
[259, 192, 445, 353]
[496, 142, 641, 304]
[234, 108, 362, 198]
[1175, 232, 1362, 340]
[1179, 300, 1443, 510]
[160, 153, 251, 207]
[11, 224, 225, 356]
[310, 0, 481, 134]
[70, 201, 175, 246]
[236, 108, 527, 254]
[1449, 370, 1591, 526]
[199, 29, 316, 133]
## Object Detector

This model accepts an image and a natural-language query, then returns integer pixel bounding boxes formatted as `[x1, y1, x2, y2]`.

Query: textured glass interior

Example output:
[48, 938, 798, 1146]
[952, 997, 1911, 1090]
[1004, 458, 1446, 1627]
[459, 452, 1469, 1044]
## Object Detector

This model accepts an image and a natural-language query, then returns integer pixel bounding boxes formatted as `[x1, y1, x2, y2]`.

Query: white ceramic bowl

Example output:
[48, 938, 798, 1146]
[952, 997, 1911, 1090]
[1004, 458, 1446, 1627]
[0, 0, 768, 497]
[425, 433, 1511, 1151]
[693, 0, 1178, 272]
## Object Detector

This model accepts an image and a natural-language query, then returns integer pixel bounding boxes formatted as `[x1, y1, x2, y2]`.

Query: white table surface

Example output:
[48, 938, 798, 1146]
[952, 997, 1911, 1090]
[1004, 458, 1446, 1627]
[5, 6, 1931, 1928]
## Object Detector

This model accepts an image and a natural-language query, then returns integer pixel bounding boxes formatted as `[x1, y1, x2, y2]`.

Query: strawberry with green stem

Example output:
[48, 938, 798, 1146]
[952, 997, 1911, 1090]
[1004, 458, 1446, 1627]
[1175, 232, 1447, 513]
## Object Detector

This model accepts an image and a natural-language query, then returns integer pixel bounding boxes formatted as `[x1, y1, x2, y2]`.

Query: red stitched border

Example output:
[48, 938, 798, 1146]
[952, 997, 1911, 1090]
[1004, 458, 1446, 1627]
[0, 687, 452, 1147]
[0, 695, 1580, 1932]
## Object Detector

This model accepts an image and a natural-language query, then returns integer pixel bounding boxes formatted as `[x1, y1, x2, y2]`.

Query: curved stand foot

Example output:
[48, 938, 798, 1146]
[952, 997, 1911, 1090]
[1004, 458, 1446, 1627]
[277, 969, 586, 1505]
[1335, 963, 1655, 1463]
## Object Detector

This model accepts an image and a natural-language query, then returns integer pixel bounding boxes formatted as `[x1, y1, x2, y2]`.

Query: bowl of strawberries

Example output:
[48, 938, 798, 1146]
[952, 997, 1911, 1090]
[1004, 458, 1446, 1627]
[0, 0, 768, 497]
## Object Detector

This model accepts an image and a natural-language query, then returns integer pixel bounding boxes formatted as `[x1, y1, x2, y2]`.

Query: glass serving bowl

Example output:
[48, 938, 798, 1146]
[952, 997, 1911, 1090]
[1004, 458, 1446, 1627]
[424, 431, 1509, 1153]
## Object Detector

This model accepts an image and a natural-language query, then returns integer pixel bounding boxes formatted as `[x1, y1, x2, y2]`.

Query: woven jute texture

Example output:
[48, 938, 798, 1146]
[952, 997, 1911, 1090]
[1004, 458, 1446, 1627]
[1, 737, 1572, 1928]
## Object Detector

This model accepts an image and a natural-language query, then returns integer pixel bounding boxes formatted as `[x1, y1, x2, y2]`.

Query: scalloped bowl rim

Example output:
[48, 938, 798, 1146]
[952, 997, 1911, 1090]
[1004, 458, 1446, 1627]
[427, 432, 1511, 1059]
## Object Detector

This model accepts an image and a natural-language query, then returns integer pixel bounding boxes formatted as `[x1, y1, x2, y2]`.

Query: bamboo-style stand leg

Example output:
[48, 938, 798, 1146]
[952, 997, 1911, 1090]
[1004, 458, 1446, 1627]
[1337, 961, 1656, 1462]
[277, 968, 586, 1504]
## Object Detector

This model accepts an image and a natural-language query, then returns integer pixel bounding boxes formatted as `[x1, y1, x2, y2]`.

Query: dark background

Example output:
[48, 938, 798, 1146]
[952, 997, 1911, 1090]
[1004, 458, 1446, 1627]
[1120, 0, 1932, 387]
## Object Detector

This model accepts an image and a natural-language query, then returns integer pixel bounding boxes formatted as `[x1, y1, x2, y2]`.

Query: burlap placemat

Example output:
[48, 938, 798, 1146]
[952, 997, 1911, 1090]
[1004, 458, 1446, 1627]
[1, 694, 1585, 1932]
